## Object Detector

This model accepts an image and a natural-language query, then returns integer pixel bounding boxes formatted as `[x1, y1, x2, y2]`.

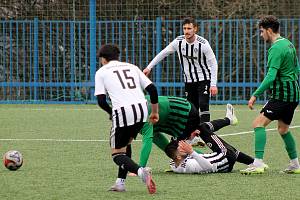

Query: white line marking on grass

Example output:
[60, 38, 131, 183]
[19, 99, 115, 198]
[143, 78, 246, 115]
[219, 125, 300, 137]
[1, 125, 299, 142]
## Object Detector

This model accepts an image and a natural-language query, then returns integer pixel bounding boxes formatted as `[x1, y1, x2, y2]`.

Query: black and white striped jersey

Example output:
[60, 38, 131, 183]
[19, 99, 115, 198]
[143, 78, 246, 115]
[170, 151, 233, 173]
[94, 60, 152, 128]
[146, 34, 218, 85]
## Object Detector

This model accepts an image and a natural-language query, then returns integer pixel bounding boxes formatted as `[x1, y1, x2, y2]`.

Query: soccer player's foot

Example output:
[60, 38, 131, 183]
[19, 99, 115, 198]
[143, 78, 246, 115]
[280, 164, 300, 174]
[226, 104, 238, 126]
[240, 163, 268, 175]
[140, 167, 156, 194]
[187, 136, 206, 147]
[108, 184, 126, 192]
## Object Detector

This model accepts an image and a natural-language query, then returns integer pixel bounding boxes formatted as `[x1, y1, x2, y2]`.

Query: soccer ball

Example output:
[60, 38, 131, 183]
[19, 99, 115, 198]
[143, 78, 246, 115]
[3, 150, 23, 171]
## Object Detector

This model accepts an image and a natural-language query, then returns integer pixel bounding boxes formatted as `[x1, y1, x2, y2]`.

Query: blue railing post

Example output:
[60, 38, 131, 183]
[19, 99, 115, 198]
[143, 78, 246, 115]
[70, 21, 75, 101]
[33, 17, 39, 101]
[90, 0, 96, 101]
[155, 17, 162, 95]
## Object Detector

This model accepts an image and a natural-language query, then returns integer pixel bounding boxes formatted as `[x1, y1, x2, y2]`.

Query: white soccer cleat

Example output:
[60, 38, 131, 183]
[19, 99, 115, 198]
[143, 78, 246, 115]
[240, 163, 269, 175]
[280, 163, 300, 174]
[186, 136, 206, 147]
[140, 167, 156, 194]
[226, 104, 238, 126]
[108, 183, 126, 192]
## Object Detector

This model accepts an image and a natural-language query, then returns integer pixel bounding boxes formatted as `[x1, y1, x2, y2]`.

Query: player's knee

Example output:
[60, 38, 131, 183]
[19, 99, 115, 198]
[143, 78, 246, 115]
[278, 127, 289, 135]
[112, 152, 126, 165]
[252, 118, 265, 128]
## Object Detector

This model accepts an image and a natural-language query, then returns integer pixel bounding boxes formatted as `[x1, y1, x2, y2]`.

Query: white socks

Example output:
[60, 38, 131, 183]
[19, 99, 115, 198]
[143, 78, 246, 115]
[115, 178, 125, 185]
[290, 158, 300, 168]
[137, 167, 143, 178]
[253, 158, 264, 167]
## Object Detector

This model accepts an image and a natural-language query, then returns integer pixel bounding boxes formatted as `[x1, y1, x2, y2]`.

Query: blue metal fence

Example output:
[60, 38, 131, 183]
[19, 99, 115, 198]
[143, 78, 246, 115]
[0, 18, 300, 104]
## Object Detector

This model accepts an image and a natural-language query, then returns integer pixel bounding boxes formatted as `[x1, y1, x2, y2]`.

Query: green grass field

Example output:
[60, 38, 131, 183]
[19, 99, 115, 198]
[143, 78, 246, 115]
[1, 104, 300, 200]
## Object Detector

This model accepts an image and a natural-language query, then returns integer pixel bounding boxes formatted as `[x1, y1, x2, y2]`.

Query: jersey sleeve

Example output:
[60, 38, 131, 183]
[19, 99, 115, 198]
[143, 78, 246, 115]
[170, 153, 213, 174]
[136, 66, 153, 89]
[252, 47, 281, 97]
[203, 42, 218, 86]
[190, 151, 214, 172]
[94, 70, 106, 96]
[203, 41, 216, 60]
[252, 67, 278, 97]
[146, 39, 178, 70]
[267, 46, 283, 70]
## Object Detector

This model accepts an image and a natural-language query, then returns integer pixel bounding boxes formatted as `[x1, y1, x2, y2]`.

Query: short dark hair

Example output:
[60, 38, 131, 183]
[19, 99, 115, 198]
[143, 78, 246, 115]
[97, 44, 120, 61]
[182, 17, 198, 27]
[164, 140, 179, 160]
[258, 15, 280, 33]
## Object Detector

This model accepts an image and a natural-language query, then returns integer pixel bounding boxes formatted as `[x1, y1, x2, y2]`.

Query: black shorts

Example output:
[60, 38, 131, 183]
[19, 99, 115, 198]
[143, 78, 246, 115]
[185, 81, 210, 109]
[110, 122, 145, 149]
[260, 99, 298, 125]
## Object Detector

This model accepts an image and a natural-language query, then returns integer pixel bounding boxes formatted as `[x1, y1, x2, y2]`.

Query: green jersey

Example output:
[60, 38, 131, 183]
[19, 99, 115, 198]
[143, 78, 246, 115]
[253, 37, 300, 102]
[139, 96, 192, 167]
[144, 95, 191, 137]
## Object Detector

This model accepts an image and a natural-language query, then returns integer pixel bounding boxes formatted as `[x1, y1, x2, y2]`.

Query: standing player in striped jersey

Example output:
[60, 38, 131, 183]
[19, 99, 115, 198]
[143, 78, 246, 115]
[143, 17, 218, 123]
[241, 15, 300, 175]
[94, 44, 159, 194]
[164, 122, 258, 174]
[138, 95, 240, 168]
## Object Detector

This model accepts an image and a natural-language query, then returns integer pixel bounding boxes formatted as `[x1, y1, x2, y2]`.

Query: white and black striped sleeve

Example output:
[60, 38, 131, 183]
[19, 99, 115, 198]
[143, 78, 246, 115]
[190, 151, 214, 171]
[94, 70, 106, 96]
[146, 39, 178, 70]
[203, 42, 218, 86]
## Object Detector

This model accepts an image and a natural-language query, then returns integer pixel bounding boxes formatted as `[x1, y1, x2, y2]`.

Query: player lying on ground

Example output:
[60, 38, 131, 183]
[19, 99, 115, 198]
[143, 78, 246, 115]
[138, 95, 238, 167]
[164, 122, 267, 173]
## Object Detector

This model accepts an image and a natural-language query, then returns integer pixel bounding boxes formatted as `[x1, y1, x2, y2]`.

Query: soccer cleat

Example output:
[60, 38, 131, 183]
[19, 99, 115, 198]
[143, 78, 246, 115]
[140, 167, 156, 194]
[280, 164, 300, 174]
[240, 163, 268, 175]
[187, 136, 206, 148]
[226, 104, 238, 126]
[240, 166, 265, 175]
[108, 184, 126, 192]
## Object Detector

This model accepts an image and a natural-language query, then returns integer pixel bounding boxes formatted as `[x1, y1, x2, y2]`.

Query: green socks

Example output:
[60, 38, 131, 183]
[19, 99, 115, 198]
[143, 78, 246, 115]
[281, 131, 298, 160]
[254, 127, 267, 159]
[254, 128, 298, 160]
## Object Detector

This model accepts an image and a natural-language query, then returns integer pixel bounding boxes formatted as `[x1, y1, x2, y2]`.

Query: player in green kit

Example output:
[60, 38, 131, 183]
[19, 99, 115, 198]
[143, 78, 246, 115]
[138, 96, 238, 167]
[241, 15, 300, 174]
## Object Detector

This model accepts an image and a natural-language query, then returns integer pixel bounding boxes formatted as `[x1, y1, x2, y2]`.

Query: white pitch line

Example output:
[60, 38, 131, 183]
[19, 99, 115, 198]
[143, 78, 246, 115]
[219, 125, 300, 137]
[1, 125, 300, 142]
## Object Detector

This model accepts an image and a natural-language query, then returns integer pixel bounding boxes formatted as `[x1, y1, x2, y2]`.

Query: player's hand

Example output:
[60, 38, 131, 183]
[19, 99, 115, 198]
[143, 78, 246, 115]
[149, 112, 159, 124]
[143, 68, 151, 76]
[178, 140, 193, 154]
[210, 86, 218, 96]
[248, 96, 256, 110]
